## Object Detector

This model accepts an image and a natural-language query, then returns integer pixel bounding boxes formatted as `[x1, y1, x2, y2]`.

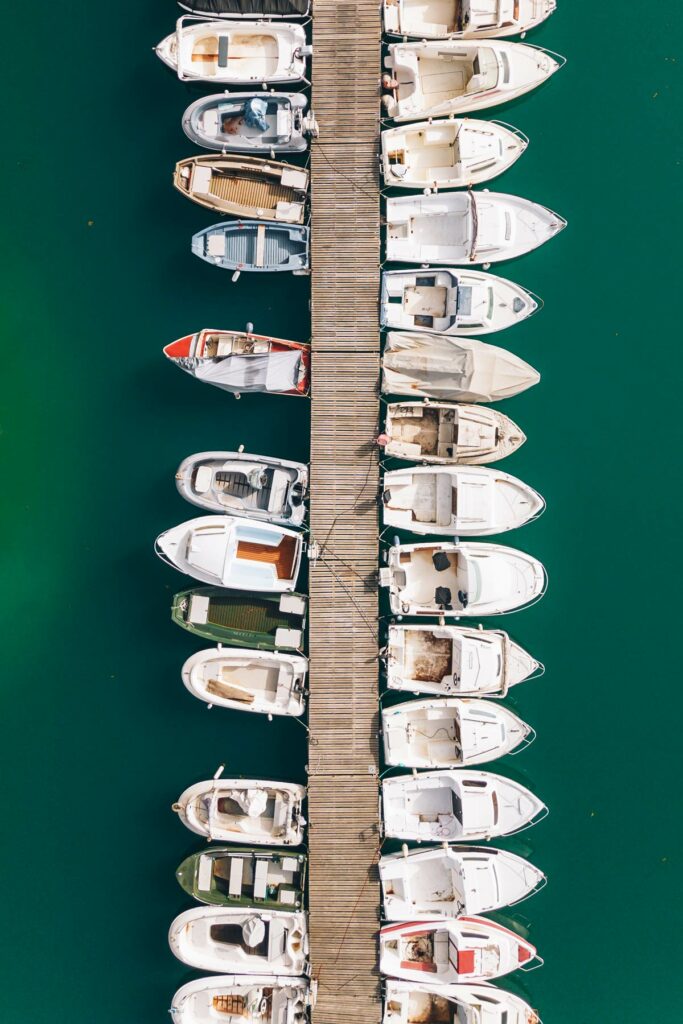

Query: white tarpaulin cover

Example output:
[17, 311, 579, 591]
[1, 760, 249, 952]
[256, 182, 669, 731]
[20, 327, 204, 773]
[195, 350, 301, 394]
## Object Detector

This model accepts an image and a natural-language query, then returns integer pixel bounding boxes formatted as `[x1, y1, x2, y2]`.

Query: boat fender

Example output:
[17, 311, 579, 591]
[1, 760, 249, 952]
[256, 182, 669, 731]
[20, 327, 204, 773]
[458, 590, 469, 608]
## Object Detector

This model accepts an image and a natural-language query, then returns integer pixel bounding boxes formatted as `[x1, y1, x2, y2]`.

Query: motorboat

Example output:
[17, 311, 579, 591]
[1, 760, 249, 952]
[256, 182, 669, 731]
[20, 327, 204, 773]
[385, 624, 542, 697]
[379, 844, 546, 920]
[381, 119, 527, 189]
[382, 465, 545, 536]
[179, 0, 311, 16]
[381, 539, 547, 616]
[381, 769, 546, 841]
[192, 221, 310, 274]
[383, 981, 539, 1024]
[182, 91, 318, 153]
[163, 329, 311, 397]
[169, 907, 309, 975]
[176, 847, 307, 909]
[381, 402, 526, 465]
[156, 18, 311, 84]
[385, 191, 566, 264]
[182, 647, 308, 716]
[171, 589, 307, 651]
[175, 451, 307, 526]
[155, 515, 304, 593]
[380, 269, 538, 335]
[171, 975, 313, 1024]
[382, 0, 556, 39]
[383, 40, 564, 120]
[174, 155, 309, 223]
[381, 333, 539, 403]
[173, 774, 307, 846]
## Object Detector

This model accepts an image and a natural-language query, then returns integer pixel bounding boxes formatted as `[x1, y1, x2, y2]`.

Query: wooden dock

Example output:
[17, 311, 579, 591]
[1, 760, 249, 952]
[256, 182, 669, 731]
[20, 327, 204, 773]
[307, 2, 382, 1023]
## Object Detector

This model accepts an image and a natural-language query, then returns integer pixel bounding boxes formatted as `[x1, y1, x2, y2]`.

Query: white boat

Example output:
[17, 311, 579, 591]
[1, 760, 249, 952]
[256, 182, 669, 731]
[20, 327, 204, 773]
[383, 981, 539, 1024]
[382, 769, 545, 841]
[381, 119, 527, 189]
[182, 91, 317, 154]
[175, 451, 307, 526]
[379, 918, 539, 984]
[169, 906, 309, 975]
[171, 974, 313, 1024]
[382, 465, 545, 536]
[182, 647, 308, 717]
[383, 40, 564, 121]
[156, 18, 311, 84]
[173, 775, 306, 846]
[382, 402, 526, 465]
[386, 191, 566, 265]
[382, 539, 547, 616]
[382, 0, 556, 39]
[381, 333, 539, 403]
[385, 624, 542, 697]
[379, 844, 546, 920]
[381, 269, 538, 336]
[155, 515, 303, 593]
[382, 698, 533, 768]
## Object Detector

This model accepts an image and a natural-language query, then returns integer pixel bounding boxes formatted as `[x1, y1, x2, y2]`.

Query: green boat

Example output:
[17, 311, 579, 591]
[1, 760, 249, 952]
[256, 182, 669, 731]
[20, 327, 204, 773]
[171, 587, 307, 651]
[177, 846, 307, 909]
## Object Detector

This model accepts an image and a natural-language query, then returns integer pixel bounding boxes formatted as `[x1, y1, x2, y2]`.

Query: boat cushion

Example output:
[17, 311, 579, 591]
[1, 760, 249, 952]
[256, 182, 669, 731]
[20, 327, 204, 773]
[218, 35, 229, 68]
[279, 888, 296, 905]
[276, 108, 291, 138]
[275, 201, 303, 223]
[207, 233, 227, 257]
[202, 108, 220, 135]
[282, 856, 299, 873]
[457, 949, 475, 975]
[253, 858, 269, 899]
[188, 594, 210, 624]
[279, 593, 306, 615]
[280, 167, 308, 190]
[197, 854, 213, 891]
[195, 465, 214, 494]
[192, 164, 213, 194]
[435, 473, 453, 528]
[405, 285, 448, 318]
[229, 856, 245, 896]
[268, 468, 291, 512]
[275, 627, 302, 648]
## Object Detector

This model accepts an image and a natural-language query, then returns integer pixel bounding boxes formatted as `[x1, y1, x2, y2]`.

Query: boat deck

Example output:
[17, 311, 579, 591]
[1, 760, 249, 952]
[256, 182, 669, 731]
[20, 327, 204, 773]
[307, 3, 382, 1024]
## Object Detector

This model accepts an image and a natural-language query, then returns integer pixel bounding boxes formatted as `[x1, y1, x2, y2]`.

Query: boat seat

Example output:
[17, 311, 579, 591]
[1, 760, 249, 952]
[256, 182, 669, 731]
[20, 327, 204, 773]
[275, 666, 293, 706]
[201, 109, 220, 136]
[192, 164, 213, 194]
[279, 593, 306, 615]
[275, 108, 291, 139]
[267, 468, 291, 512]
[435, 474, 453, 528]
[272, 796, 290, 837]
[229, 856, 245, 897]
[253, 858, 269, 899]
[255, 223, 266, 268]
[207, 233, 227, 258]
[275, 627, 302, 648]
[280, 167, 308, 191]
[275, 201, 303, 223]
[194, 465, 214, 494]
[218, 35, 229, 68]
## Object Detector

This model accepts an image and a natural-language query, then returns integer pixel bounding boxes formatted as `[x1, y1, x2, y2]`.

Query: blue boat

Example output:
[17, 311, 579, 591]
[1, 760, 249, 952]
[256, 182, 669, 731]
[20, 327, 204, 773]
[192, 220, 310, 275]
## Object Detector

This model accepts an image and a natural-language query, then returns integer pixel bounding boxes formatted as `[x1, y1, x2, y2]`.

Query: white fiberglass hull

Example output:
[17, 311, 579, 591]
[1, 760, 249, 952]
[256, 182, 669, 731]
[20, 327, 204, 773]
[383, 980, 538, 1024]
[182, 647, 308, 716]
[382, 0, 557, 40]
[171, 975, 313, 1024]
[169, 906, 309, 975]
[173, 777, 307, 846]
[382, 402, 527, 465]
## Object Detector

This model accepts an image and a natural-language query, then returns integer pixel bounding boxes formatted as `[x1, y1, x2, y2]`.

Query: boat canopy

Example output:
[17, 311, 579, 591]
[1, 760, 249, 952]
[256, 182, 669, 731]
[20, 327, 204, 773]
[195, 350, 303, 394]
[180, 0, 310, 15]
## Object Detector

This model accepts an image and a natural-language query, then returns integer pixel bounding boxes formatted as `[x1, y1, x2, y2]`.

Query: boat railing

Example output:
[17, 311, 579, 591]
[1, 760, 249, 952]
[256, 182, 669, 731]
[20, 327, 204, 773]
[525, 42, 568, 68]
[509, 871, 548, 907]
[519, 952, 546, 973]
[490, 120, 530, 149]
[507, 802, 549, 837]
[509, 723, 537, 755]
[154, 538, 182, 571]
[177, 0, 313, 19]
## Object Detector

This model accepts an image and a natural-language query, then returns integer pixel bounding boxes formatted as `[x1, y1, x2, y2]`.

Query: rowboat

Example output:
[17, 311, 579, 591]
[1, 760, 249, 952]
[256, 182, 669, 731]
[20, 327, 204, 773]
[171, 975, 313, 1024]
[176, 847, 307, 908]
[174, 155, 309, 223]
[179, 0, 311, 15]
[381, 402, 526, 464]
[192, 221, 310, 274]
[182, 647, 308, 716]
[383, 981, 539, 1024]
[173, 774, 306, 846]
[171, 589, 307, 651]
[169, 907, 309, 975]
[382, 0, 556, 39]
[182, 91, 318, 153]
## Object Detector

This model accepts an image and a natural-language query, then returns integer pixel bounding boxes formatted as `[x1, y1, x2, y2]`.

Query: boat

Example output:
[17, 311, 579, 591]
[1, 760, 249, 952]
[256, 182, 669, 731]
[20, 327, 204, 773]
[381, 539, 547, 616]
[382, 769, 545, 841]
[176, 846, 307, 909]
[172, 588, 307, 651]
[380, 269, 538, 336]
[182, 647, 308, 717]
[179, 0, 311, 16]
[169, 906, 309, 975]
[382, 465, 544, 537]
[385, 191, 566, 264]
[379, 918, 539, 984]
[182, 91, 318, 154]
[175, 451, 307, 526]
[379, 844, 546, 920]
[192, 221, 310, 275]
[383, 981, 539, 1024]
[381, 333, 539, 403]
[173, 774, 307, 846]
[381, 402, 525, 465]
[156, 18, 311, 84]
[381, 119, 527, 190]
[382, 0, 556, 39]
[155, 515, 304, 593]
[382, 698, 533, 768]
[171, 975, 313, 1024]
[174, 155, 309, 223]
[385, 624, 542, 697]
[382, 40, 564, 121]
[163, 329, 310, 398]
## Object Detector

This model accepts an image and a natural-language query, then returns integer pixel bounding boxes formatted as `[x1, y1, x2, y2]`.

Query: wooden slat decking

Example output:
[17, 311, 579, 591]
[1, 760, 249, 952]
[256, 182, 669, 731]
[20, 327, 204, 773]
[307, 3, 382, 1023]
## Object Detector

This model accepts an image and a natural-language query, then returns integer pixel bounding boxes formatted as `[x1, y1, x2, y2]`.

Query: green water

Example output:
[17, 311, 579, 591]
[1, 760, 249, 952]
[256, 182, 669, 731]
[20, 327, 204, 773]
[1, 2, 682, 1021]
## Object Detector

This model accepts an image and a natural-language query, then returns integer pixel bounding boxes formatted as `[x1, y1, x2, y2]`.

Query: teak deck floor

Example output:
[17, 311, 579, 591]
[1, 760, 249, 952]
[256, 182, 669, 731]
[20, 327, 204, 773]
[307, 3, 382, 1024]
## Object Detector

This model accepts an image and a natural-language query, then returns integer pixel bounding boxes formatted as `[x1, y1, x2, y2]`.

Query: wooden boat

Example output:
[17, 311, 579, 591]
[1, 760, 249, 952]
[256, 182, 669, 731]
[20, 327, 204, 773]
[156, 18, 311, 84]
[174, 773, 306, 846]
[382, 0, 556, 40]
[385, 624, 542, 697]
[169, 907, 309, 974]
[171, 975, 313, 1024]
[381, 119, 527, 189]
[382, 465, 544, 536]
[176, 846, 307, 908]
[379, 844, 546, 920]
[175, 451, 307, 526]
[381, 269, 539, 336]
[192, 221, 310, 275]
[383, 40, 564, 121]
[171, 588, 307, 651]
[381, 402, 526, 464]
[380, 917, 539, 984]
[182, 647, 308, 716]
[381, 539, 547, 617]
[163, 329, 311, 397]
[386, 190, 566, 265]
[179, 0, 311, 16]
[174, 155, 309, 223]
[381, 333, 540, 403]
[183, 91, 317, 153]
[383, 981, 539, 1024]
